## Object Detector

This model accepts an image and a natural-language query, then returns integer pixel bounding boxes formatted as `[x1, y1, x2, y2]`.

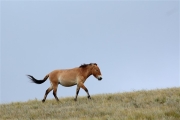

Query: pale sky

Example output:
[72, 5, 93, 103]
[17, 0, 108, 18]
[1, 0, 179, 103]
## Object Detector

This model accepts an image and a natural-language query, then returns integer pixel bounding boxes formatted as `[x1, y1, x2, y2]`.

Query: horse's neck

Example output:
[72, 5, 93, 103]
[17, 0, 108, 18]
[80, 67, 92, 79]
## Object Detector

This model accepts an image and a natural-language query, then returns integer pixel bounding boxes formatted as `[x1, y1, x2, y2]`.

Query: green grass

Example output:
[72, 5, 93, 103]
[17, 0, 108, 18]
[1, 87, 180, 120]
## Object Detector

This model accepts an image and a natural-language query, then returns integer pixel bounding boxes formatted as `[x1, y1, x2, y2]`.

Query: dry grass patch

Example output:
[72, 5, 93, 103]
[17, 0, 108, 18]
[1, 87, 180, 120]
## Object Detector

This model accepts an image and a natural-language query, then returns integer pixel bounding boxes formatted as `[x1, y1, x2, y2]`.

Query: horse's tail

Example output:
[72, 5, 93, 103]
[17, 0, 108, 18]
[27, 74, 49, 84]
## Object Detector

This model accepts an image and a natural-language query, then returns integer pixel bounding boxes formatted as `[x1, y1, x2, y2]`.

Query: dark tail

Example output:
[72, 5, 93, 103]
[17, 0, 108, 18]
[27, 74, 49, 84]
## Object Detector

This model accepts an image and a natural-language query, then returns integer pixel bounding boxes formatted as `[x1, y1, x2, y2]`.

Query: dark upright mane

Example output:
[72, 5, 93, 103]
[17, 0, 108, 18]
[79, 63, 97, 68]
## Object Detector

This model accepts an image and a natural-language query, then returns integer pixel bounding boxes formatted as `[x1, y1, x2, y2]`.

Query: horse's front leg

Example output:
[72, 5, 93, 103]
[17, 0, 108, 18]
[74, 86, 80, 101]
[78, 82, 91, 99]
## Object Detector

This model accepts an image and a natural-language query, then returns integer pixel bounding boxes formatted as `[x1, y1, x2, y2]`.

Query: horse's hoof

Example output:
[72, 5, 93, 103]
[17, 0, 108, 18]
[88, 96, 91, 99]
[42, 99, 45, 103]
[74, 98, 77, 101]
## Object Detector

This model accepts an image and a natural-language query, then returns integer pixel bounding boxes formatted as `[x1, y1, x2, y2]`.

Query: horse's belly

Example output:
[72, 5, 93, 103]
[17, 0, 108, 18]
[58, 78, 77, 87]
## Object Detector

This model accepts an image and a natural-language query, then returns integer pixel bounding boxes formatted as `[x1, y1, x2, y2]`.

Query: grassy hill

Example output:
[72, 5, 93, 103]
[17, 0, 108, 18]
[1, 87, 180, 120]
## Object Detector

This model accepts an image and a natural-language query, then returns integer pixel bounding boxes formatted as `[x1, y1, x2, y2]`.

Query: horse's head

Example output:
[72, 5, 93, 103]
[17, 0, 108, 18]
[91, 63, 102, 81]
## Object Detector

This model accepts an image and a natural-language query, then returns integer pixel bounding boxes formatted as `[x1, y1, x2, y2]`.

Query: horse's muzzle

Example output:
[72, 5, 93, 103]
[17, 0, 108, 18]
[97, 75, 102, 80]
[98, 77, 102, 80]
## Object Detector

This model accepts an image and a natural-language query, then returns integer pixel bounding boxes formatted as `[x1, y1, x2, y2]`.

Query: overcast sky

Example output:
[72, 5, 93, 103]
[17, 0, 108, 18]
[1, 0, 179, 104]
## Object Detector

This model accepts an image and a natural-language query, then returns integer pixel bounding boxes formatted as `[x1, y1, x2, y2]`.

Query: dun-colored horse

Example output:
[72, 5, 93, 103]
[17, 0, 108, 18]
[27, 63, 102, 102]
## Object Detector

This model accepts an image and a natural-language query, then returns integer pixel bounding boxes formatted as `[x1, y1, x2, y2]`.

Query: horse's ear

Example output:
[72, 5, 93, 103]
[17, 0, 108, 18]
[89, 63, 97, 66]
[94, 63, 97, 66]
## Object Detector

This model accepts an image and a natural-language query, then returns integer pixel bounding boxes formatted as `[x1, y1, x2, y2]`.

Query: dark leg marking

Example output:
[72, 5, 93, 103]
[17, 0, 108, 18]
[42, 87, 53, 103]
[74, 87, 80, 101]
[85, 88, 91, 99]
[53, 90, 59, 101]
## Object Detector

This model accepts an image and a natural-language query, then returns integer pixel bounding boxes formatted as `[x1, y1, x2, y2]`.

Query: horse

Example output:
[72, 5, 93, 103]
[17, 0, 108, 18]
[27, 63, 102, 102]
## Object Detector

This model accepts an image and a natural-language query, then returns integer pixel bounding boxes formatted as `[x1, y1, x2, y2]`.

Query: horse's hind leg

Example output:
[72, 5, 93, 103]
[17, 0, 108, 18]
[42, 86, 53, 102]
[52, 83, 59, 101]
